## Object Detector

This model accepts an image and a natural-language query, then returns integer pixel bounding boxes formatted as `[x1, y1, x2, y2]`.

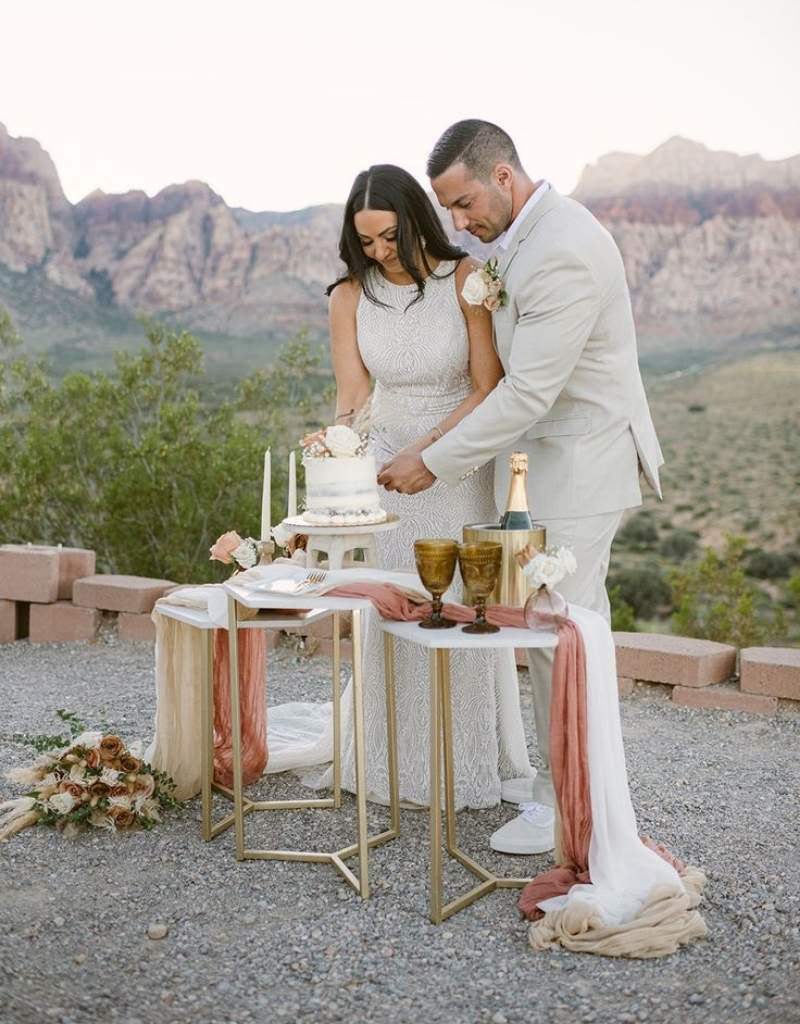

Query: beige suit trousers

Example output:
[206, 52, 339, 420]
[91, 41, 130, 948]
[527, 508, 625, 806]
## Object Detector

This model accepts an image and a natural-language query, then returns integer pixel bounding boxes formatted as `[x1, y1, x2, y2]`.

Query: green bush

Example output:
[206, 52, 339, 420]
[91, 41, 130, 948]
[614, 511, 659, 551]
[607, 562, 671, 620]
[609, 584, 637, 631]
[658, 528, 699, 561]
[787, 572, 800, 612]
[670, 535, 785, 647]
[0, 317, 331, 582]
[744, 548, 796, 579]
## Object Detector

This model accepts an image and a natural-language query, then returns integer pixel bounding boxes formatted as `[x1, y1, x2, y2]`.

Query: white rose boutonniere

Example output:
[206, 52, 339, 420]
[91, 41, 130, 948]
[461, 258, 507, 312]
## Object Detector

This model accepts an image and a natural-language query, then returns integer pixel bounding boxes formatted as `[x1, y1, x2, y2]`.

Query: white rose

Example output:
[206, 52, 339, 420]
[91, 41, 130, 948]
[99, 767, 120, 786]
[109, 794, 132, 811]
[73, 730, 103, 749]
[272, 522, 294, 548]
[461, 269, 490, 306]
[524, 553, 566, 591]
[324, 424, 361, 458]
[232, 541, 258, 568]
[69, 763, 87, 783]
[558, 547, 577, 575]
[48, 792, 76, 815]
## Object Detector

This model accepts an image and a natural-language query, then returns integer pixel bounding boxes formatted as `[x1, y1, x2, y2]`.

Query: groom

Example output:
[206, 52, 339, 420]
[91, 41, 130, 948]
[379, 119, 663, 856]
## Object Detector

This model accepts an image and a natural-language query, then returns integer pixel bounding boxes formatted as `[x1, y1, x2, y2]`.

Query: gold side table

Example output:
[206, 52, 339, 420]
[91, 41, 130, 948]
[379, 619, 558, 923]
[223, 581, 401, 899]
[154, 602, 335, 842]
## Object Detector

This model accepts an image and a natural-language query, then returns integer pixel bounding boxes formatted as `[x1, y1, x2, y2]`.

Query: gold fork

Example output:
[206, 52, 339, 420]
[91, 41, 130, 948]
[294, 570, 328, 594]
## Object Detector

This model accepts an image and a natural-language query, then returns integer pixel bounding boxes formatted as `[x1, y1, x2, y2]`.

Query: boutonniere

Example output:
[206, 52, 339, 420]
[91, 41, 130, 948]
[461, 257, 508, 312]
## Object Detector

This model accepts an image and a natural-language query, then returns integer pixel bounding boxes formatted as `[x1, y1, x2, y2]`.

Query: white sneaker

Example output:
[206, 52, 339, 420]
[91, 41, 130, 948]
[489, 801, 555, 855]
[500, 776, 536, 804]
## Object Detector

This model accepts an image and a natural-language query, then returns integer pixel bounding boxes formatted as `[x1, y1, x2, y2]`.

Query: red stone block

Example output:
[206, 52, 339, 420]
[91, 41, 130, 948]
[0, 545, 60, 603]
[672, 683, 777, 715]
[0, 599, 17, 643]
[613, 632, 736, 687]
[29, 602, 100, 644]
[73, 574, 176, 614]
[118, 612, 156, 643]
[618, 676, 635, 697]
[740, 647, 800, 701]
[56, 547, 96, 600]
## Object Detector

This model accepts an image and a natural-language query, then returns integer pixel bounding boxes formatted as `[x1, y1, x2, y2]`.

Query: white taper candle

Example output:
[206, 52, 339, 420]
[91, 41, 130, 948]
[260, 449, 271, 540]
[288, 450, 297, 518]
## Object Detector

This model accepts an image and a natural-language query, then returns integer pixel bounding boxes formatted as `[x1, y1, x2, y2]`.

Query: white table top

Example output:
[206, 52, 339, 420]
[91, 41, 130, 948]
[379, 618, 558, 650]
[156, 602, 332, 631]
[222, 580, 376, 614]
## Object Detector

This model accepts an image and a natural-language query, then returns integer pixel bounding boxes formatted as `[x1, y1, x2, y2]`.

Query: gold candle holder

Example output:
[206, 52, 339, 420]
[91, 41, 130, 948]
[462, 523, 546, 608]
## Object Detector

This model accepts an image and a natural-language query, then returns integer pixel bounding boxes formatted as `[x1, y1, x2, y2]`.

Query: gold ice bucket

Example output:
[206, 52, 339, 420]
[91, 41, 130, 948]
[462, 523, 546, 607]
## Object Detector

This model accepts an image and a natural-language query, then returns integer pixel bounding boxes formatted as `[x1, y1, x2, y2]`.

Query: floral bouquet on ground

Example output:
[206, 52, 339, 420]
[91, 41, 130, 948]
[0, 711, 177, 841]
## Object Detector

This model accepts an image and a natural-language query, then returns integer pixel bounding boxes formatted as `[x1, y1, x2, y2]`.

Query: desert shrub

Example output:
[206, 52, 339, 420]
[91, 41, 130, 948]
[744, 549, 795, 579]
[658, 528, 699, 561]
[614, 511, 659, 551]
[669, 535, 785, 647]
[609, 584, 637, 632]
[607, 562, 671, 620]
[787, 572, 800, 611]
[0, 317, 330, 582]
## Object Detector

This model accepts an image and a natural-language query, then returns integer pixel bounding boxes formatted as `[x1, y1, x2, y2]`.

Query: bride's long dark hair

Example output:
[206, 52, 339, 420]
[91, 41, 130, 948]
[327, 164, 466, 307]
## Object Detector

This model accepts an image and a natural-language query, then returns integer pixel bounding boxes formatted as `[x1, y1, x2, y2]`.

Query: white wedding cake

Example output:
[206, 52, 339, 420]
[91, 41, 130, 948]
[301, 425, 387, 526]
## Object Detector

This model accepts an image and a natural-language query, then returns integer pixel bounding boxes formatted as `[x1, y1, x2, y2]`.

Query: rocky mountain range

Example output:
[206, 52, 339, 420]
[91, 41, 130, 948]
[0, 123, 798, 372]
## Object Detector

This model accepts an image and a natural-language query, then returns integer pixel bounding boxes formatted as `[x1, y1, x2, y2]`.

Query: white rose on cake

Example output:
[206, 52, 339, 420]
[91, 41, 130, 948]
[324, 425, 361, 458]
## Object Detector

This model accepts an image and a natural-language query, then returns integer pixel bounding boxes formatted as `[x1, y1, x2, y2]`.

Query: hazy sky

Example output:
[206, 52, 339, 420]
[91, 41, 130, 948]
[2, 0, 798, 211]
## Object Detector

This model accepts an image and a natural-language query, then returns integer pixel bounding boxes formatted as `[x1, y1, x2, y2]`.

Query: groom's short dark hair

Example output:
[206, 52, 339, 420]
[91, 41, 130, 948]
[427, 120, 521, 181]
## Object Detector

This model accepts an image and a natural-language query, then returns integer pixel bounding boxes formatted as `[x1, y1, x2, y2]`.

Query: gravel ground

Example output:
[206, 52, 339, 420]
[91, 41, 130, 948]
[1, 634, 799, 1024]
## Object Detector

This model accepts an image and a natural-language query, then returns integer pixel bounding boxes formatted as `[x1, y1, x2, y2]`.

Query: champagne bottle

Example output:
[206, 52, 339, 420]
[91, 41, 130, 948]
[499, 451, 533, 530]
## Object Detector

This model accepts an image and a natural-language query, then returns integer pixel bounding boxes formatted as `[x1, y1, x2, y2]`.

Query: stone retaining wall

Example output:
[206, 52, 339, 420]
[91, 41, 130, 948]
[2, 545, 798, 713]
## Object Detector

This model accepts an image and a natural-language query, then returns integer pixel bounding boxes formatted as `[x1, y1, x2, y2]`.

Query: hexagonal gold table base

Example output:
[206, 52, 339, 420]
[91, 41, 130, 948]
[224, 604, 401, 898]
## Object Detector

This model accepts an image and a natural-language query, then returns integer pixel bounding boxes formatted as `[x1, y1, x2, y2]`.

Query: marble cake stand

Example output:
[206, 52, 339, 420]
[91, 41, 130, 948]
[279, 513, 401, 570]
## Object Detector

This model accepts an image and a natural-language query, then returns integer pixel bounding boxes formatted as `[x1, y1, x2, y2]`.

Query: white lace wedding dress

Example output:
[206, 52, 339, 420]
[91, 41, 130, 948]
[267, 260, 533, 808]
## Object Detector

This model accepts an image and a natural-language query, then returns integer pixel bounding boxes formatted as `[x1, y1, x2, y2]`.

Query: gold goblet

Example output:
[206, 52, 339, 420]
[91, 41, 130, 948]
[459, 542, 503, 634]
[414, 539, 459, 629]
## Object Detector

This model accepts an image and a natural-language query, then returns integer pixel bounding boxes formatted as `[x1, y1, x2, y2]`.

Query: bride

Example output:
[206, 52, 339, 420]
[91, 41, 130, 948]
[268, 164, 533, 808]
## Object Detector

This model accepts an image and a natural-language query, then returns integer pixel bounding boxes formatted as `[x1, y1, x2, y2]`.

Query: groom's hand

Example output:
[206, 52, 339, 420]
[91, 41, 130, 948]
[378, 453, 436, 494]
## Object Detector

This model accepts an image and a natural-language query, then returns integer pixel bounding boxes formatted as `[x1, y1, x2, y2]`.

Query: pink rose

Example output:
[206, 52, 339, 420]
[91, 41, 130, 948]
[484, 295, 502, 312]
[209, 531, 244, 564]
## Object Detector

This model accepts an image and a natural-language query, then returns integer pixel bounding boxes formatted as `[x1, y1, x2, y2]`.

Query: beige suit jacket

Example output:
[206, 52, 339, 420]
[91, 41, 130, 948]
[422, 187, 663, 520]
